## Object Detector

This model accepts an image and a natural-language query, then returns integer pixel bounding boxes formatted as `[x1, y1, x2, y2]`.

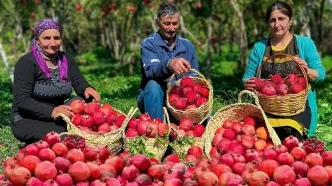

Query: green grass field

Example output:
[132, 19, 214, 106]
[0, 53, 331, 173]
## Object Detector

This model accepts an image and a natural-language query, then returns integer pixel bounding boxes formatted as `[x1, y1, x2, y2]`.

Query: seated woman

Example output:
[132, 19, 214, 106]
[243, 2, 326, 141]
[11, 19, 100, 144]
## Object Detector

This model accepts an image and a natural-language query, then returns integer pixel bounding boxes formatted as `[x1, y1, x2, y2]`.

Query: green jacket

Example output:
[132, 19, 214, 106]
[242, 35, 326, 137]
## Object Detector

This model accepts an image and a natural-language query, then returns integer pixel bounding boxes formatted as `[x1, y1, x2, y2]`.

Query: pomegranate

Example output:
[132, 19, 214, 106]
[174, 98, 187, 109]
[69, 99, 85, 114]
[222, 129, 235, 140]
[289, 83, 304, 94]
[80, 115, 94, 128]
[197, 171, 219, 186]
[298, 76, 306, 87]
[43, 131, 61, 147]
[185, 91, 197, 105]
[52, 157, 71, 173]
[134, 174, 152, 186]
[66, 149, 85, 163]
[273, 165, 296, 185]
[179, 118, 194, 131]
[220, 153, 234, 167]
[291, 161, 309, 177]
[106, 178, 121, 186]
[106, 111, 118, 124]
[137, 120, 149, 136]
[302, 138, 325, 154]
[128, 118, 139, 129]
[132, 154, 151, 172]
[180, 76, 194, 87]
[270, 74, 283, 84]
[68, 161, 90, 182]
[86, 162, 101, 180]
[263, 148, 277, 160]
[284, 74, 298, 86]
[10, 167, 31, 186]
[26, 177, 43, 185]
[293, 178, 311, 186]
[198, 87, 209, 98]
[20, 155, 41, 173]
[100, 103, 113, 116]
[55, 173, 73, 186]
[164, 178, 183, 186]
[146, 122, 158, 138]
[38, 148, 56, 161]
[258, 159, 279, 178]
[196, 97, 207, 107]
[187, 146, 203, 158]
[275, 83, 288, 95]
[25, 144, 39, 156]
[253, 78, 265, 91]
[97, 146, 111, 161]
[248, 171, 270, 186]
[276, 152, 294, 166]
[282, 135, 299, 151]
[322, 151, 332, 165]
[122, 165, 139, 181]
[34, 161, 57, 181]
[85, 102, 100, 115]
[115, 115, 126, 127]
[304, 153, 323, 167]
[158, 123, 169, 137]
[93, 111, 105, 126]
[126, 128, 138, 137]
[261, 84, 276, 96]
[51, 143, 68, 157]
[307, 165, 329, 185]
[104, 156, 124, 174]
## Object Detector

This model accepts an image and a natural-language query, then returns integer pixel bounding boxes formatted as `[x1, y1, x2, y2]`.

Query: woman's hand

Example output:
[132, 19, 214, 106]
[294, 56, 318, 81]
[52, 105, 73, 119]
[294, 57, 309, 73]
[84, 87, 101, 103]
[244, 78, 256, 91]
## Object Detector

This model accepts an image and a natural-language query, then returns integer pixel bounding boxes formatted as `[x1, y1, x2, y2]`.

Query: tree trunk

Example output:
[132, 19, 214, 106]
[0, 43, 14, 83]
[205, 1, 214, 82]
[230, 0, 248, 70]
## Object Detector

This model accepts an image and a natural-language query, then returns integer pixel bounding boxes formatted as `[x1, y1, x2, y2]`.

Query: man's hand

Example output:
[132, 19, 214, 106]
[169, 58, 191, 74]
[84, 87, 101, 103]
[52, 105, 73, 119]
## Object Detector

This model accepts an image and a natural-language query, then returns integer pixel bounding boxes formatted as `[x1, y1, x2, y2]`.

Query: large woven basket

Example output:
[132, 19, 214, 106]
[55, 107, 137, 154]
[169, 118, 208, 159]
[123, 107, 170, 162]
[255, 54, 310, 116]
[166, 69, 213, 123]
[204, 90, 281, 159]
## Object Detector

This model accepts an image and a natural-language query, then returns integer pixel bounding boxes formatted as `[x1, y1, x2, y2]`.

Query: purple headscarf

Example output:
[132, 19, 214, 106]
[32, 19, 68, 82]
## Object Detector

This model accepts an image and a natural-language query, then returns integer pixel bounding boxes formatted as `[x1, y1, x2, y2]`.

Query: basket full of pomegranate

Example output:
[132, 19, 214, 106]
[166, 69, 213, 124]
[123, 107, 170, 161]
[204, 90, 282, 158]
[253, 54, 310, 117]
[169, 117, 206, 158]
[55, 101, 137, 153]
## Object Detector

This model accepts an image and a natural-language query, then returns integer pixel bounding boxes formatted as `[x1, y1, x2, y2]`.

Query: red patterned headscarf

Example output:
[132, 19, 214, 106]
[32, 19, 68, 82]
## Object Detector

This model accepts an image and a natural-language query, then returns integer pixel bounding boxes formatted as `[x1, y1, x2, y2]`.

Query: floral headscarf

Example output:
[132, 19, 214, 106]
[32, 19, 68, 82]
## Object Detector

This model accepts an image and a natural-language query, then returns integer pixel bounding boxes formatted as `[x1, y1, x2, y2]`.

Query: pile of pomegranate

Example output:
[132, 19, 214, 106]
[69, 101, 126, 135]
[168, 76, 209, 110]
[125, 113, 169, 138]
[169, 118, 205, 140]
[1, 127, 332, 185]
[252, 74, 306, 96]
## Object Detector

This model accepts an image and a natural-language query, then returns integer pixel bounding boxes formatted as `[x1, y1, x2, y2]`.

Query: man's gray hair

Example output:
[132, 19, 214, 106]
[157, 4, 179, 21]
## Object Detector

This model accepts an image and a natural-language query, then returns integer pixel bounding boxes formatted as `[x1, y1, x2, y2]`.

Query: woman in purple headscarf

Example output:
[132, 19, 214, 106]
[11, 19, 100, 144]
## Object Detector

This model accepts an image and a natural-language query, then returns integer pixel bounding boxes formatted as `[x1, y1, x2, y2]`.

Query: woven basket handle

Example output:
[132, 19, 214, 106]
[167, 69, 206, 91]
[256, 53, 309, 91]
[163, 107, 170, 125]
[238, 90, 261, 107]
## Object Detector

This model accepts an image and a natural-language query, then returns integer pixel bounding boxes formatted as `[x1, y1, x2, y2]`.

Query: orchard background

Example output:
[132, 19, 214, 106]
[0, 0, 331, 172]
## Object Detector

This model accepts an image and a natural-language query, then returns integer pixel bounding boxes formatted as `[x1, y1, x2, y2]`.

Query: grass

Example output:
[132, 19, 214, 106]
[0, 52, 331, 174]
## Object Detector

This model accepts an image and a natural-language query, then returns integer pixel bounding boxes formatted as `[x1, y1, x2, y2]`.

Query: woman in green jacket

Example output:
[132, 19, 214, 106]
[243, 2, 326, 140]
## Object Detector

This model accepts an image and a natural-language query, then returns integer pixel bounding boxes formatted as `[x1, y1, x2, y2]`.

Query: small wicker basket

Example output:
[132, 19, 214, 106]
[55, 107, 137, 154]
[169, 117, 208, 159]
[166, 69, 213, 124]
[123, 107, 170, 161]
[203, 90, 281, 159]
[255, 54, 310, 116]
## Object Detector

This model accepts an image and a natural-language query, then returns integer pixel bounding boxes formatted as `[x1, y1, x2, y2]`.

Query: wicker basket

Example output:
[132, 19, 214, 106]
[123, 107, 170, 161]
[166, 69, 213, 123]
[55, 107, 137, 154]
[255, 54, 310, 116]
[204, 90, 281, 159]
[169, 118, 207, 159]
